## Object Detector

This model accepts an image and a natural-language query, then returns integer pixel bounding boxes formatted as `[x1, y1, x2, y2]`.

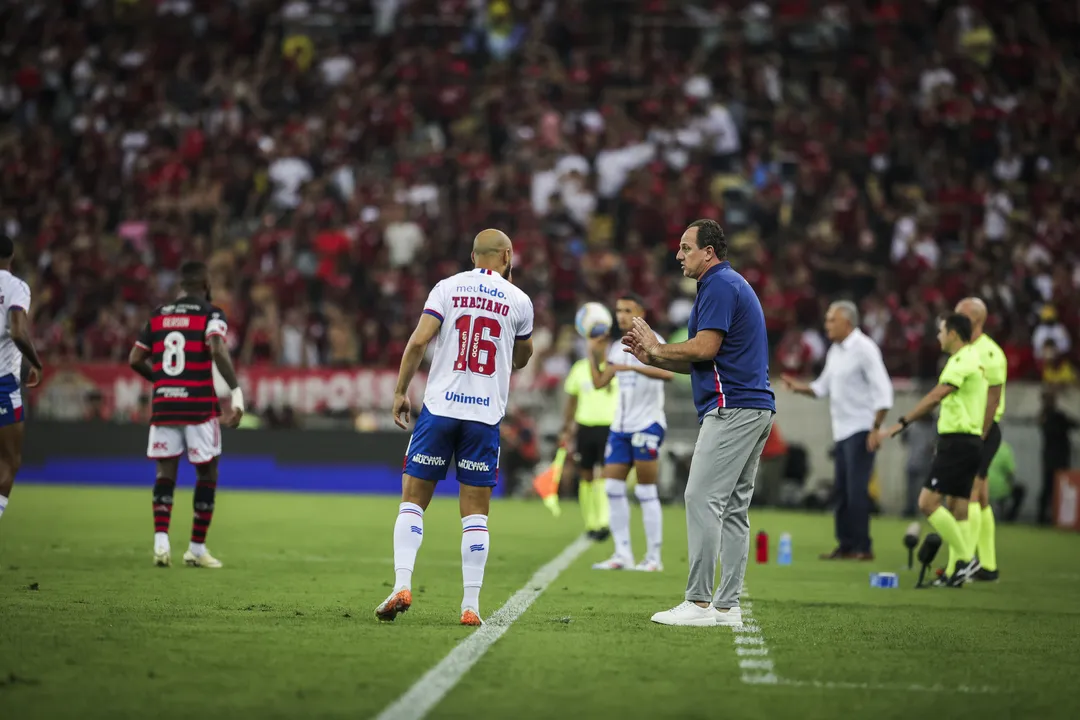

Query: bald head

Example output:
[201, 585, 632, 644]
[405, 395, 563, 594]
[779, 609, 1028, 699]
[472, 228, 513, 279]
[473, 228, 512, 256]
[955, 297, 988, 336]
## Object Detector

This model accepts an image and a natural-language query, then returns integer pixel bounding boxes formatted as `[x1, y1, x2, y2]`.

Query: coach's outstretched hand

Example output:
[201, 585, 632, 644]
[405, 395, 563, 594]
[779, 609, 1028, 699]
[393, 393, 412, 429]
[621, 317, 660, 365]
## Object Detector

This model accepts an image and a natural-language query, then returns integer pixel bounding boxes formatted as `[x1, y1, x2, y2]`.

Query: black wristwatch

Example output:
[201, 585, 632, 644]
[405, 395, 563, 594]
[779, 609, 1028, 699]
[899, 417, 910, 429]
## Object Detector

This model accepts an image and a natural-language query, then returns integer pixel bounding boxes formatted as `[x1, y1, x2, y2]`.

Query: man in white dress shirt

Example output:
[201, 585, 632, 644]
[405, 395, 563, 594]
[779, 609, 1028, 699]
[782, 301, 893, 560]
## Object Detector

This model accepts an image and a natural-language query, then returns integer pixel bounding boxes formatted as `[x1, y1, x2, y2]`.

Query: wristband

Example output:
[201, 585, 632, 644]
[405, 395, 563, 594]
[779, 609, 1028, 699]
[899, 417, 909, 429]
[230, 387, 245, 413]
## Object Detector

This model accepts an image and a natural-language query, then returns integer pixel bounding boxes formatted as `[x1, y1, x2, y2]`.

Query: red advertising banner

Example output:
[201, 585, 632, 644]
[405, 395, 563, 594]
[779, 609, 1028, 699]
[32, 364, 432, 420]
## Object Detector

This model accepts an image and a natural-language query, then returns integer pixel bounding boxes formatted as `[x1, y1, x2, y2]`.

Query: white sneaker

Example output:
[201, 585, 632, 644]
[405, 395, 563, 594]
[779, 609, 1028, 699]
[183, 549, 223, 568]
[712, 606, 744, 627]
[592, 555, 634, 570]
[651, 601, 717, 627]
[153, 549, 171, 567]
[633, 559, 664, 572]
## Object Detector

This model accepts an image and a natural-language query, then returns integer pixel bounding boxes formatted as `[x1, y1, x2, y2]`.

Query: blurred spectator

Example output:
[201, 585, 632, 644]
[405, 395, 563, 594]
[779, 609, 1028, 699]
[1039, 389, 1078, 524]
[1032, 306, 1071, 356]
[0, 0, 1077, 387]
[1039, 339, 1078, 387]
[499, 405, 541, 496]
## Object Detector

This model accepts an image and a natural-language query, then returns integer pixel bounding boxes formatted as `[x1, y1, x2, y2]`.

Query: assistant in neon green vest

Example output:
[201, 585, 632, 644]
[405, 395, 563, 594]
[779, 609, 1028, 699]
[561, 357, 616, 538]
[955, 296, 1007, 580]
[883, 313, 988, 585]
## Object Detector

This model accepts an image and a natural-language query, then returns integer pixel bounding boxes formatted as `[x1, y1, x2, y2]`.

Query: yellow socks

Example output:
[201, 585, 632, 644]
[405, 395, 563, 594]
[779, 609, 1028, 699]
[979, 504, 998, 572]
[593, 479, 610, 530]
[967, 504, 983, 559]
[928, 506, 971, 574]
[579, 479, 597, 531]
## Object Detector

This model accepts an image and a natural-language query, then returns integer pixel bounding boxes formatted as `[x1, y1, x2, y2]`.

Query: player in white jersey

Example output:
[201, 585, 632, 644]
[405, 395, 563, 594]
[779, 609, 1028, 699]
[0, 235, 45, 523]
[587, 294, 672, 571]
[376, 229, 534, 627]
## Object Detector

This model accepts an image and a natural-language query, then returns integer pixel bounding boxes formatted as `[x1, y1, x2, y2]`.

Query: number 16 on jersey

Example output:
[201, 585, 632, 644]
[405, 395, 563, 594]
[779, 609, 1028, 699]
[454, 314, 500, 377]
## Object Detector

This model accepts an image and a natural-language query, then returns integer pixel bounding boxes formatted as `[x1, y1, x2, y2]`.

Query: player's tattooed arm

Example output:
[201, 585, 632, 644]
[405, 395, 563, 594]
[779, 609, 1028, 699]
[8, 308, 42, 371]
[9, 307, 43, 387]
[393, 313, 442, 428]
[512, 337, 533, 370]
[128, 344, 154, 382]
[207, 335, 239, 390]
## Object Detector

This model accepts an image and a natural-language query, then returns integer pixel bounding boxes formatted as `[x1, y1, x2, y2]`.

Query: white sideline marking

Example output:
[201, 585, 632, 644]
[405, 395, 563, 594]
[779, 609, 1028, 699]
[777, 679, 1001, 694]
[736, 648, 769, 657]
[731, 589, 776, 684]
[730, 586, 998, 694]
[373, 536, 592, 720]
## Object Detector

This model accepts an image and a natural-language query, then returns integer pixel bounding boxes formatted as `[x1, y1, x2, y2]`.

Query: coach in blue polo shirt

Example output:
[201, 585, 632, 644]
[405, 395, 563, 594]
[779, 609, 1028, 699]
[623, 219, 775, 628]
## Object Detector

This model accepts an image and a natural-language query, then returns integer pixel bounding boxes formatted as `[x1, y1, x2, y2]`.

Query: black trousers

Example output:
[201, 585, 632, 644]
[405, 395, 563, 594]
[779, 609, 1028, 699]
[834, 431, 875, 554]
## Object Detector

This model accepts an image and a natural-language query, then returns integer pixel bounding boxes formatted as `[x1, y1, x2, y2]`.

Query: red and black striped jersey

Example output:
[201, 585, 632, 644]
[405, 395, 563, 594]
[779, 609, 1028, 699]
[134, 297, 228, 426]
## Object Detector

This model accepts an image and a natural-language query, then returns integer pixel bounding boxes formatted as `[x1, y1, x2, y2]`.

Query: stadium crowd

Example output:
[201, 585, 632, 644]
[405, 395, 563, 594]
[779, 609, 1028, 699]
[2, 0, 1080, 387]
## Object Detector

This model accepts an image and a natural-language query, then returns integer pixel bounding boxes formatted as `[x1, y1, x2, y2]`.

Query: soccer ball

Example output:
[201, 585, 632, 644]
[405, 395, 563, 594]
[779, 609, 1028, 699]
[575, 302, 614, 339]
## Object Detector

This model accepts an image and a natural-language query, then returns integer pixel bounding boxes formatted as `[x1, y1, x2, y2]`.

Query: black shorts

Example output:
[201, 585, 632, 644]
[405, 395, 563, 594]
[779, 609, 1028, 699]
[977, 422, 1003, 479]
[574, 424, 610, 471]
[926, 434, 982, 499]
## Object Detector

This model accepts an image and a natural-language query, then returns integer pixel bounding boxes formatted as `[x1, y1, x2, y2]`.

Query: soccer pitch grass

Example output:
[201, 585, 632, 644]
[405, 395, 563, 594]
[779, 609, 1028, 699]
[2, 486, 1079, 720]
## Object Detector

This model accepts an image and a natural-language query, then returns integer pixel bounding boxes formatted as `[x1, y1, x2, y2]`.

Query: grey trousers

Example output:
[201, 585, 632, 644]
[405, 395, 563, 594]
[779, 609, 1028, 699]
[684, 407, 775, 608]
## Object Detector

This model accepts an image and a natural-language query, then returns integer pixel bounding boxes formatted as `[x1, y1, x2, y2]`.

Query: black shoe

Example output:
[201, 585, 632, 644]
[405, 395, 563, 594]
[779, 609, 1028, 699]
[946, 560, 974, 587]
[591, 527, 611, 542]
[973, 568, 999, 582]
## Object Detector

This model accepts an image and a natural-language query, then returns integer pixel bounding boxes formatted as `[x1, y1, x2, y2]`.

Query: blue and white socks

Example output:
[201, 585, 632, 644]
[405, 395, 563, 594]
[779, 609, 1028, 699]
[393, 502, 425, 590]
[391, 504, 491, 615]
[605, 479, 633, 561]
[605, 480, 663, 565]
[461, 514, 489, 613]
[635, 483, 663, 565]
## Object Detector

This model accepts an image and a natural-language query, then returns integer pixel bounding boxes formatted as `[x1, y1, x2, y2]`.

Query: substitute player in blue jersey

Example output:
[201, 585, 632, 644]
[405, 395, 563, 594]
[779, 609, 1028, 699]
[377, 229, 534, 627]
[588, 293, 672, 571]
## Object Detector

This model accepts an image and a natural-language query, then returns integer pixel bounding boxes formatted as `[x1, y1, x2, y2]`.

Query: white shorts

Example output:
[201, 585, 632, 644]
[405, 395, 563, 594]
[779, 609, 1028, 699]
[147, 419, 222, 465]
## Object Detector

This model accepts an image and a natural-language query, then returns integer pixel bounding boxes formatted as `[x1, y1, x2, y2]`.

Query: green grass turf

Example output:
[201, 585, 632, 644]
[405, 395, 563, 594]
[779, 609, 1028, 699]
[1, 485, 1079, 720]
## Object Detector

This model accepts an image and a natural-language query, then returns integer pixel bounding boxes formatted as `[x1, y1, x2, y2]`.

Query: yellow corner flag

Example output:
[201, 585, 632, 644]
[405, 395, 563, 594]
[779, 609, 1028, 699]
[532, 447, 567, 517]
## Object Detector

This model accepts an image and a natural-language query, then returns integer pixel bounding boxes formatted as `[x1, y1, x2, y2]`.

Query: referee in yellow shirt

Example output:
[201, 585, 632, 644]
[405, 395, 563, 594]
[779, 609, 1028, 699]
[561, 353, 617, 540]
[883, 313, 988, 587]
[956, 298, 1004, 581]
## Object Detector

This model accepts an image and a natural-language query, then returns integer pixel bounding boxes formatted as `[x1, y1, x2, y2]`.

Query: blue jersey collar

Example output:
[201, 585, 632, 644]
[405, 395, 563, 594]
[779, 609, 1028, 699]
[696, 261, 730, 289]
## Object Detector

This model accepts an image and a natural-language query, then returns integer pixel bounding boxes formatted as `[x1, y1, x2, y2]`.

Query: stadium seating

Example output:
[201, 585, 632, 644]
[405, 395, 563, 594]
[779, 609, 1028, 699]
[2, 0, 1078, 393]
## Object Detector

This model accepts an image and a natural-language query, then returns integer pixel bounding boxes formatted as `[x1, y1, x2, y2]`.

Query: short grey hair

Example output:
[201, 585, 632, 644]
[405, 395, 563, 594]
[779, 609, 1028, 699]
[829, 300, 860, 327]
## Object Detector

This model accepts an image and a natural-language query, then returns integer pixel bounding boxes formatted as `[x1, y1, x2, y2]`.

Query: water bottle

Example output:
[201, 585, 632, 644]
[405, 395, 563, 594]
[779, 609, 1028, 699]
[778, 533, 792, 565]
[755, 530, 768, 564]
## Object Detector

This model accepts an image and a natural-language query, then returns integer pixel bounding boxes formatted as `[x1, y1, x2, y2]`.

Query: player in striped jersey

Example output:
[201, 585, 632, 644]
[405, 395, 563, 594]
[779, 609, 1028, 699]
[0, 235, 45, 523]
[129, 261, 244, 569]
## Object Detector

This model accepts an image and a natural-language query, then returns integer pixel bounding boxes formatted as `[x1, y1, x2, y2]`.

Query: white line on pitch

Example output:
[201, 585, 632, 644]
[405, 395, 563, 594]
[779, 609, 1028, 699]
[730, 587, 777, 684]
[730, 587, 998, 694]
[777, 679, 1001, 694]
[373, 536, 592, 720]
